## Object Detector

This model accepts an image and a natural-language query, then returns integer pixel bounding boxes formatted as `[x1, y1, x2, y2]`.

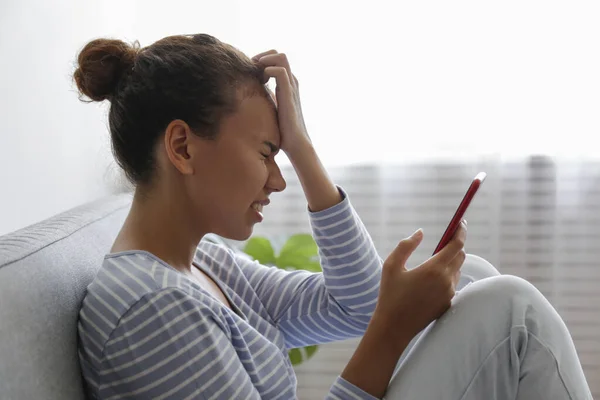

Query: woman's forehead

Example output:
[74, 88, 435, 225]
[233, 95, 279, 141]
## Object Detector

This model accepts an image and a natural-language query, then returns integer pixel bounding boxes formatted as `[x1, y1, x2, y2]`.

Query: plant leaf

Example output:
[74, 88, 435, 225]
[276, 234, 321, 271]
[288, 348, 303, 365]
[304, 345, 318, 360]
[288, 345, 319, 366]
[243, 237, 276, 265]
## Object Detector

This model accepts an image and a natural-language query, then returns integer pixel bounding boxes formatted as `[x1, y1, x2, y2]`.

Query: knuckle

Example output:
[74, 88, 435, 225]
[421, 265, 434, 277]
[270, 67, 287, 77]
[447, 242, 462, 257]
[382, 259, 396, 274]
[395, 239, 410, 252]
[453, 272, 461, 286]
[427, 267, 444, 281]
[382, 258, 392, 269]
[382, 259, 393, 270]
[438, 266, 449, 277]
[438, 268, 448, 280]
[444, 277, 454, 291]
[399, 237, 411, 246]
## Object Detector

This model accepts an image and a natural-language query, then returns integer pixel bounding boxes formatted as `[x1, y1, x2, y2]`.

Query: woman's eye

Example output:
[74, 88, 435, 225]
[261, 153, 270, 159]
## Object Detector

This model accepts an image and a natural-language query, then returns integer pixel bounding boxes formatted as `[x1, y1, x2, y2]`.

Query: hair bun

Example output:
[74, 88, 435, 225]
[74, 39, 139, 101]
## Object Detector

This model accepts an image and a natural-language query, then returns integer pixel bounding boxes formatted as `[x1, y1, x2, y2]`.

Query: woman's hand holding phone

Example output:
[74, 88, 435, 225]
[340, 222, 468, 397]
[374, 221, 467, 342]
[342, 174, 478, 396]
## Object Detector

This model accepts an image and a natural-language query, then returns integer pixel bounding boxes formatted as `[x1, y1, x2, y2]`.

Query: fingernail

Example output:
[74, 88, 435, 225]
[463, 219, 468, 226]
[412, 228, 423, 239]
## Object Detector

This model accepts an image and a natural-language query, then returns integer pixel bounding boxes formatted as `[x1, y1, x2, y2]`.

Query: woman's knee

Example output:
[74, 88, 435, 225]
[457, 274, 540, 306]
[458, 254, 501, 287]
[451, 274, 552, 332]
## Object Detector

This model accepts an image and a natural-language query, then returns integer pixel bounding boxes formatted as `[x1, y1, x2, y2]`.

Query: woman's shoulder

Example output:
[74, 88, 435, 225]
[80, 251, 224, 346]
[84, 252, 190, 320]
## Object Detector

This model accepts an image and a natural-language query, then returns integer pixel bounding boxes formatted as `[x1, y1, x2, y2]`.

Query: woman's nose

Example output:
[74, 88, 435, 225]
[267, 162, 286, 193]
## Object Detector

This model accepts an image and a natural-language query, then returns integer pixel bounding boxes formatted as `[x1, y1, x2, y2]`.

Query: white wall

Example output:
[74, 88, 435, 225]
[2, 0, 598, 235]
[0, 0, 127, 235]
[0, 0, 244, 235]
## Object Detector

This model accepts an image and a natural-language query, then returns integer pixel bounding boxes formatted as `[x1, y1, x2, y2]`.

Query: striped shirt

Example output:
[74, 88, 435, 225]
[78, 189, 382, 399]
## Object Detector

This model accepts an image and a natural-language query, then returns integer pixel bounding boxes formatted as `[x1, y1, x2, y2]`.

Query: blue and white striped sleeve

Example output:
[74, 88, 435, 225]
[97, 288, 260, 400]
[236, 187, 383, 348]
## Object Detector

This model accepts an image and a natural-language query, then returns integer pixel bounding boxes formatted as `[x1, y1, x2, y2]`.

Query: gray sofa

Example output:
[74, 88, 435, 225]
[0, 194, 133, 399]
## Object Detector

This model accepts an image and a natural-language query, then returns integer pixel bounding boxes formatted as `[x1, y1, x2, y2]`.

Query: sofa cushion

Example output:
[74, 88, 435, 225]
[0, 194, 132, 400]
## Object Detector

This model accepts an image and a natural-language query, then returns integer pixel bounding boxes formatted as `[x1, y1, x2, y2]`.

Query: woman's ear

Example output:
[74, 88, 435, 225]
[163, 119, 195, 175]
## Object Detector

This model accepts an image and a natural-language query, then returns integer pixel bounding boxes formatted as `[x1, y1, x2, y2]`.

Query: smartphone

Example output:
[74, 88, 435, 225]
[432, 172, 487, 255]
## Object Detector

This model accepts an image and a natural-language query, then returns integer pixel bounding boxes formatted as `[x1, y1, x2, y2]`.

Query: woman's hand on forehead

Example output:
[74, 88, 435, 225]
[252, 50, 341, 212]
[252, 50, 311, 158]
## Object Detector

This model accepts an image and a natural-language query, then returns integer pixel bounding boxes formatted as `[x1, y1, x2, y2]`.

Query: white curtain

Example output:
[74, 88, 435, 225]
[246, 155, 600, 399]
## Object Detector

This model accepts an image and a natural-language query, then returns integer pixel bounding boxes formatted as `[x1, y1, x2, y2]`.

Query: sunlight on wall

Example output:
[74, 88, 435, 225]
[133, 0, 600, 165]
[1, 0, 598, 233]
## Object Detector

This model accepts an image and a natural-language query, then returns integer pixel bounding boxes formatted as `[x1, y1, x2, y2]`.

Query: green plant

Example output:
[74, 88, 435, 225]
[243, 234, 321, 365]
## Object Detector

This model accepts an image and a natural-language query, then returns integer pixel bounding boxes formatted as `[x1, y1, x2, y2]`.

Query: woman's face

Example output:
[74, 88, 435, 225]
[187, 92, 287, 240]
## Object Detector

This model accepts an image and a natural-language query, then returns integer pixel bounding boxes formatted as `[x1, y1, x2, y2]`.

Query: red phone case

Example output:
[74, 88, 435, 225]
[432, 172, 487, 255]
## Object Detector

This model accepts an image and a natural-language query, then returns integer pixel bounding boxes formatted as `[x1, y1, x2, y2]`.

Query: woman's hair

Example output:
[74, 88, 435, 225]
[73, 34, 264, 185]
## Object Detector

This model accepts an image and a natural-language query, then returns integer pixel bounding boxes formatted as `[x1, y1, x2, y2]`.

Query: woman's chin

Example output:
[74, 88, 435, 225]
[215, 225, 254, 242]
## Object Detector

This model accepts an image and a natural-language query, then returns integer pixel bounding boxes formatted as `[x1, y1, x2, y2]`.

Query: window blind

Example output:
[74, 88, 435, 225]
[247, 155, 600, 399]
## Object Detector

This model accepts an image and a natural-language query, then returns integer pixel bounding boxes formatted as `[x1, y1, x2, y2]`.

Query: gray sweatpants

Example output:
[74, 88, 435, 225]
[385, 254, 593, 400]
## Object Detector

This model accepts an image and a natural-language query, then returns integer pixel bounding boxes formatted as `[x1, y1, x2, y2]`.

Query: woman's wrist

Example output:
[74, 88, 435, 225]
[369, 310, 416, 355]
[340, 312, 413, 398]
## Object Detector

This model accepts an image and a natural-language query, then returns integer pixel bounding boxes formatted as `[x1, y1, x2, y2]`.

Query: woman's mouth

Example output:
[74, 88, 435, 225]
[251, 202, 264, 213]
[250, 200, 269, 222]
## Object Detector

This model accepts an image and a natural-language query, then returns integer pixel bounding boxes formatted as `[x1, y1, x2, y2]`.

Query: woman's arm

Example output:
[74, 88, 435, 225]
[231, 188, 381, 349]
[244, 52, 382, 344]
[287, 140, 341, 212]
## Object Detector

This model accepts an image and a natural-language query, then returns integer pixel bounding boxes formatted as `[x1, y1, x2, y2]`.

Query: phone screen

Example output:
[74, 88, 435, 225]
[432, 172, 487, 255]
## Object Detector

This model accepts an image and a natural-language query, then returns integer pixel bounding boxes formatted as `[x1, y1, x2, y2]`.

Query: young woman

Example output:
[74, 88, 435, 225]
[75, 34, 592, 399]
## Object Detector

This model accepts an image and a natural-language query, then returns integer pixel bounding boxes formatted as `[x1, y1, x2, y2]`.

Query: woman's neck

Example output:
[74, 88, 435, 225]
[111, 187, 205, 273]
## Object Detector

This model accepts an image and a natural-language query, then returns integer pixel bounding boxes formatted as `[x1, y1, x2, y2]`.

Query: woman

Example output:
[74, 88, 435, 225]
[74, 34, 592, 399]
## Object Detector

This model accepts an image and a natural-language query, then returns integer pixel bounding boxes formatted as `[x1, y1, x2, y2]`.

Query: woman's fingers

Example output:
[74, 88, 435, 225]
[251, 49, 309, 153]
[252, 50, 280, 84]
[251, 49, 278, 62]
[263, 66, 293, 101]
[448, 249, 466, 276]
[254, 52, 297, 89]
[431, 236, 464, 266]
[258, 54, 292, 81]
[386, 229, 424, 271]
[423, 222, 466, 287]
[265, 86, 277, 106]
[436, 222, 467, 263]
